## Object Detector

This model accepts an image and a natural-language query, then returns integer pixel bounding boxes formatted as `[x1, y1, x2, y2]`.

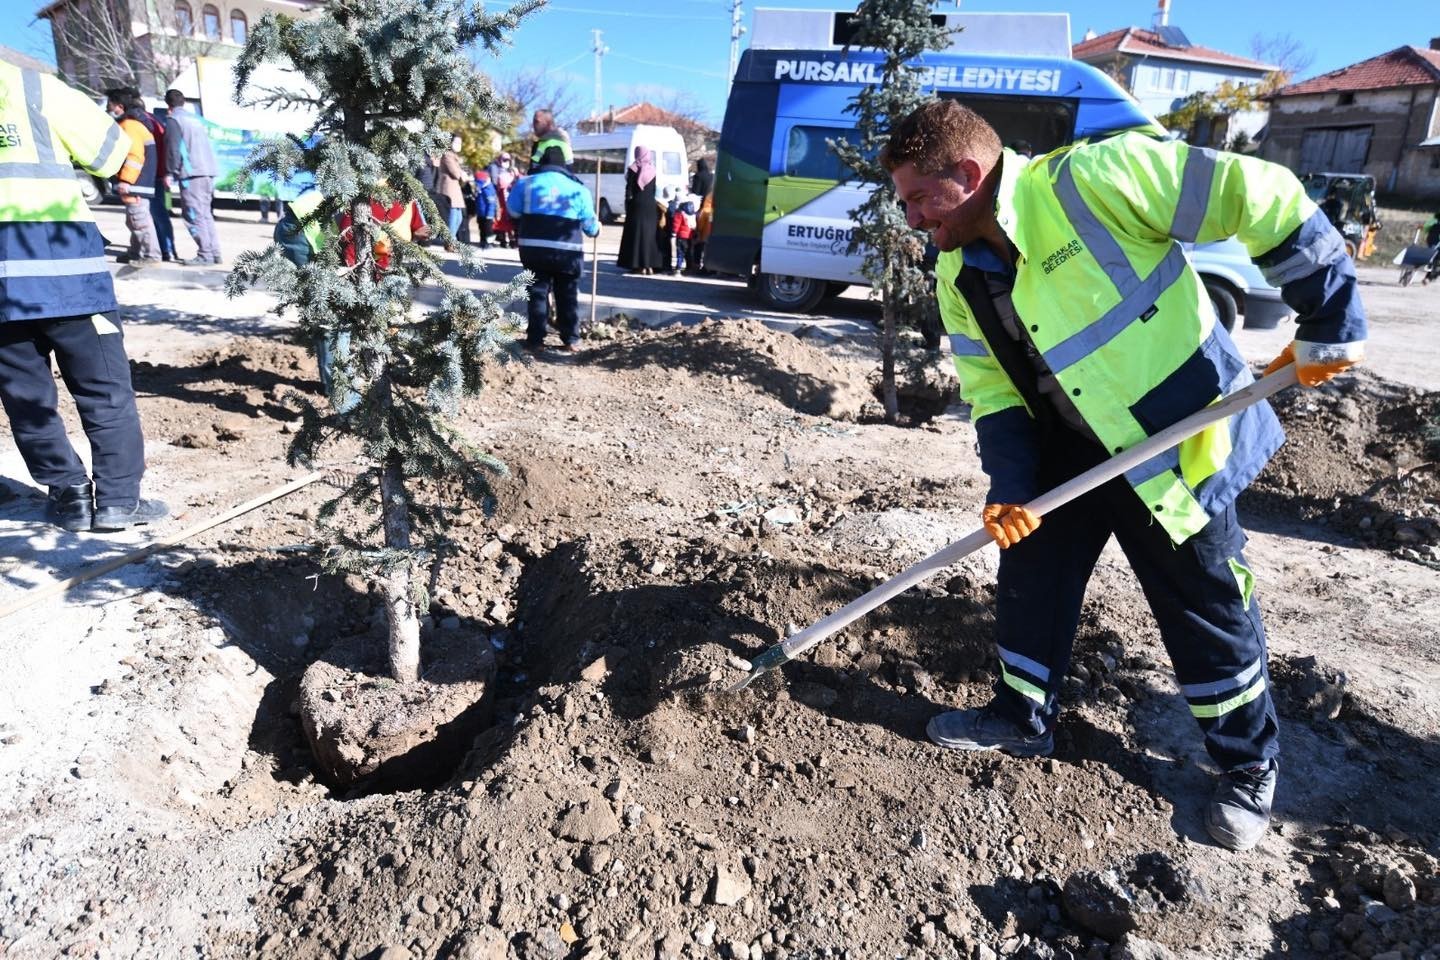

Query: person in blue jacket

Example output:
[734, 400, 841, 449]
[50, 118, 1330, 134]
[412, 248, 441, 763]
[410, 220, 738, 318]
[506, 145, 600, 353]
[473, 169, 499, 249]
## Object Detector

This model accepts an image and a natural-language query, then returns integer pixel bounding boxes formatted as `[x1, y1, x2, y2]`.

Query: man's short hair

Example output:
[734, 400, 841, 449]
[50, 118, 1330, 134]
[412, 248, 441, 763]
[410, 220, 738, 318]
[880, 99, 1002, 176]
[105, 87, 129, 107]
[164, 88, 186, 109]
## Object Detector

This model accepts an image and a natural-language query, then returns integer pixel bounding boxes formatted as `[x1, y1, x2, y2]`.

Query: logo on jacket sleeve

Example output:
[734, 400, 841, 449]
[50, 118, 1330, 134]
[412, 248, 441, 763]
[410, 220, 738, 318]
[1041, 238, 1081, 274]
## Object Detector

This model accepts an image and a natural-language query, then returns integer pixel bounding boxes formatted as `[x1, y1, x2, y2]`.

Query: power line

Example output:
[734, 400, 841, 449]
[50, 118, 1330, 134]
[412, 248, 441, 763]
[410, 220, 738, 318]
[539, 6, 726, 20]
[607, 52, 725, 78]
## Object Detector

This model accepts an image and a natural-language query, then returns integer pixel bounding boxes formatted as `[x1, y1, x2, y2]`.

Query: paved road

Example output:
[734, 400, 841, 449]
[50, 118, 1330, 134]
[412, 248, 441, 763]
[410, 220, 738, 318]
[93, 206, 885, 343]
[91, 203, 1440, 389]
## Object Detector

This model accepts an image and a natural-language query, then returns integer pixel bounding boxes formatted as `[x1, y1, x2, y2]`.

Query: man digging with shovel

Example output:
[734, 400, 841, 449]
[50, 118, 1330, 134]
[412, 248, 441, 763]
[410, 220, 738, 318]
[881, 101, 1366, 851]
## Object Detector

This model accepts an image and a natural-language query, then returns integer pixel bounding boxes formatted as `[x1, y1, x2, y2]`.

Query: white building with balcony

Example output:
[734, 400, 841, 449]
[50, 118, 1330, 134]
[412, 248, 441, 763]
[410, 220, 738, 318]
[37, 0, 318, 96]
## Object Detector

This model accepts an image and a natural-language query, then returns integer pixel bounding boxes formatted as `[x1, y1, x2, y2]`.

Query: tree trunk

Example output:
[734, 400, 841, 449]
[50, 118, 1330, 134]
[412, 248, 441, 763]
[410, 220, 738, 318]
[378, 416, 421, 684]
[881, 296, 899, 425]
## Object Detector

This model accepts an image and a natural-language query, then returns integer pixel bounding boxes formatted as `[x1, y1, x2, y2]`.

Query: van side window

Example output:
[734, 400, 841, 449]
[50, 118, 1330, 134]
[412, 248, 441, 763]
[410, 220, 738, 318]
[661, 152, 683, 176]
[784, 125, 866, 181]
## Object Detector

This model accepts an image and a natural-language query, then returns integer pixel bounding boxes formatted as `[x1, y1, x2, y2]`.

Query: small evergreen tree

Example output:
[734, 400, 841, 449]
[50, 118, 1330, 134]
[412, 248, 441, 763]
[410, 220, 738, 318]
[226, 0, 542, 682]
[830, 0, 952, 424]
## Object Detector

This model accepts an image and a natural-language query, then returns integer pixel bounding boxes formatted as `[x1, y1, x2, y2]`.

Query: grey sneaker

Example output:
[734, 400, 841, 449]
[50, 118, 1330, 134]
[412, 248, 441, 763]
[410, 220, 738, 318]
[92, 498, 169, 532]
[926, 706, 1054, 757]
[1206, 758, 1277, 851]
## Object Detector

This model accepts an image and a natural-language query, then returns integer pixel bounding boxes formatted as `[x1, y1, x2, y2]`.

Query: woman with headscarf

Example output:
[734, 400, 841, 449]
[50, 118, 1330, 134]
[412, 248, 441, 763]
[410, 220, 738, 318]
[617, 145, 662, 274]
[690, 157, 714, 200]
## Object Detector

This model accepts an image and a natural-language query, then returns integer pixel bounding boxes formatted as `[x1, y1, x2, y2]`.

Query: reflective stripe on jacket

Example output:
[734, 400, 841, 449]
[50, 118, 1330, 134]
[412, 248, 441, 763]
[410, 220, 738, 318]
[507, 166, 600, 274]
[116, 115, 157, 199]
[0, 62, 130, 322]
[938, 135, 1347, 544]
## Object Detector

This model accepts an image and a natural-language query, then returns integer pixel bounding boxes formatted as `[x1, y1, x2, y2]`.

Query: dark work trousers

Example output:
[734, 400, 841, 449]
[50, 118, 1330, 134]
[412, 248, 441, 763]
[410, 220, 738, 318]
[526, 270, 580, 347]
[149, 189, 177, 260]
[0, 313, 145, 508]
[989, 427, 1279, 772]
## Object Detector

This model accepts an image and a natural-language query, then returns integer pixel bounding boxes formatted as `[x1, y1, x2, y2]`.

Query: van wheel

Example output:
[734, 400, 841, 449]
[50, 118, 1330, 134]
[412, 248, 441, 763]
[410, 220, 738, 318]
[598, 199, 616, 224]
[1204, 279, 1239, 332]
[756, 272, 826, 312]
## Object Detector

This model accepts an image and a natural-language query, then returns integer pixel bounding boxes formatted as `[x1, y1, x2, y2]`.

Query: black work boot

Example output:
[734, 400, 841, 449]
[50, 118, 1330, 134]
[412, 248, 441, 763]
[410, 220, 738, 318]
[1206, 758, 1278, 851]
[46, 482, 95, 532]
[92, 498, 170, 532]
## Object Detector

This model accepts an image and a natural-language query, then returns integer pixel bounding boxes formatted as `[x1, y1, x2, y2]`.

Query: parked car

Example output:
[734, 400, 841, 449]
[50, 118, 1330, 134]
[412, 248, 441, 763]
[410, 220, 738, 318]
[1188, 239, 1292, 331]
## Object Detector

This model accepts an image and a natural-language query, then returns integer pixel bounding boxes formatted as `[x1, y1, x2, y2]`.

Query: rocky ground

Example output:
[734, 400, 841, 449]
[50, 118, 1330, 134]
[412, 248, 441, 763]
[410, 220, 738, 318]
[1, 233, 1439, 960]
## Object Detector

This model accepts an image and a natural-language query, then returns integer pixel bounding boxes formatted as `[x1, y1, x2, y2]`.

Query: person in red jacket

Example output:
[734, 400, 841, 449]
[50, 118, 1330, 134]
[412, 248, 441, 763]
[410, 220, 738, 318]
[338, 197, 431, 274]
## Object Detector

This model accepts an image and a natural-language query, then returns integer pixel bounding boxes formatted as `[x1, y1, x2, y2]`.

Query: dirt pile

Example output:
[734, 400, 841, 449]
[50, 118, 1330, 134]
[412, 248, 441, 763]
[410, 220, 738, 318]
[1244, 371, 1440, 561]
[589, 319, 874, 422]
[1284, 825, 1440, 959]
[222, 531, 1267, 960]
[10, 319, 1440, 960]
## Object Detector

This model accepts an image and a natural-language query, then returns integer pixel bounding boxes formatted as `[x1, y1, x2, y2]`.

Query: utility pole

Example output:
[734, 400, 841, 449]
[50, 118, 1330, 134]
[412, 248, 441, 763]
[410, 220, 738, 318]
[727, 0, 746, 97]
[591, 28, 609, 130]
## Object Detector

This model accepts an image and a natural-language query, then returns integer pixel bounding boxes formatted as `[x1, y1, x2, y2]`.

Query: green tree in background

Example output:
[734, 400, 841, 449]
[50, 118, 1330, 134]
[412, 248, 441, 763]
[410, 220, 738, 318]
[830, 0, 952, 424]
[226, 0, 542, 682]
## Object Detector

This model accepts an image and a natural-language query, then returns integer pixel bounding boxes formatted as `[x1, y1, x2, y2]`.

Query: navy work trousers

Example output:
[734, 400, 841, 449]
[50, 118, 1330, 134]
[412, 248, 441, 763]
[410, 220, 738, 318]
[989, 428, 1279, 772]
[0, 313, 146, 508]
[526, 270, 580, 347]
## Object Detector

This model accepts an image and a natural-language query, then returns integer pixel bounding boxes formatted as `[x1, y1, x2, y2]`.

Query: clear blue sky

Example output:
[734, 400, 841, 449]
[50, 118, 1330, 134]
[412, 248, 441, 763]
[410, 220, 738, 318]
[2, 0, 1426, 126]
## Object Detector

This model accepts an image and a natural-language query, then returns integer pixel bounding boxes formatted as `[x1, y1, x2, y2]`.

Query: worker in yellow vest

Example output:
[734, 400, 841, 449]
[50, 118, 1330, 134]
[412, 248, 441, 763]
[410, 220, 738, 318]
[0, 64, 169, 532]
[882, 100, 1365, 851]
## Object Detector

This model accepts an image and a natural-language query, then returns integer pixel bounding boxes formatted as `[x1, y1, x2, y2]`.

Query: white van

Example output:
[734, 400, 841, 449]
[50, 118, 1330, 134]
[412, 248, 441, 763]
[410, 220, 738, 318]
[570, 124, 688, 224]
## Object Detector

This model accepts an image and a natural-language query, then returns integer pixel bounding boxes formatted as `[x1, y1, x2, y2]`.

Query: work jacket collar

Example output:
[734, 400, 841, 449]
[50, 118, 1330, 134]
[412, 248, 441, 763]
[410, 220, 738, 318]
[535, 162, 582, 185]
[990, 148, 1028, 261]
[959, 150, 1026, 277]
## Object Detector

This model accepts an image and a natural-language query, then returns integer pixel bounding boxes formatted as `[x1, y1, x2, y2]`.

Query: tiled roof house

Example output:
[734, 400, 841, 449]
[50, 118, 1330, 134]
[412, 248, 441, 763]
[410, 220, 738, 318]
[1073, 27, 1276, 119]
[1262, 43, 1440, 198]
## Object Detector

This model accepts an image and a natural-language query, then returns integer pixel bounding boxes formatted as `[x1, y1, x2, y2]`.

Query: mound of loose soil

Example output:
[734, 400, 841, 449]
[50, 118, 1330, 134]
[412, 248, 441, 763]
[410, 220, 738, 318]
[1243, 371, 1440, 561]
[590, 319, 874, 422]
[14, 318, 1440, 960]
[224, 531, 1265, 960]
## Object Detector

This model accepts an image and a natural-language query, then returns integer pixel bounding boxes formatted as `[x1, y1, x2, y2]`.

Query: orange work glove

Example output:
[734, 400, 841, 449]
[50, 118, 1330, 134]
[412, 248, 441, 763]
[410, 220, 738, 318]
[1263, 339, 1365, 388]
[982, 503, 1041, 549]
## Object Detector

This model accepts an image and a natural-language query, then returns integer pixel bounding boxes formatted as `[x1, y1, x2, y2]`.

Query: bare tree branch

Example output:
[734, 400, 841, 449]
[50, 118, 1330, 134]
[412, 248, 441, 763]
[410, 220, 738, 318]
[1250, 33, 1315, 86]
[494, 64, 584, 136]
[47, 0, 219, 97]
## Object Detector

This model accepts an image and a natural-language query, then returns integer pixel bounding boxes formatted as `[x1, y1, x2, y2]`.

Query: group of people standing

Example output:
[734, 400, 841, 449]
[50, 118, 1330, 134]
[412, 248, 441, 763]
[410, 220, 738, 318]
[417, 134, 540, 254]
[616, 152, 714, 276]
[103, 87, 223, 267]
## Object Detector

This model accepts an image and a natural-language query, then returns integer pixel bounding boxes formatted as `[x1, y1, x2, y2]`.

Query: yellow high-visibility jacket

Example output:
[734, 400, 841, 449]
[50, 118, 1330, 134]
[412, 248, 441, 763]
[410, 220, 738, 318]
[939, 134, 1365, 544]
[1, 63, 131, 322]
